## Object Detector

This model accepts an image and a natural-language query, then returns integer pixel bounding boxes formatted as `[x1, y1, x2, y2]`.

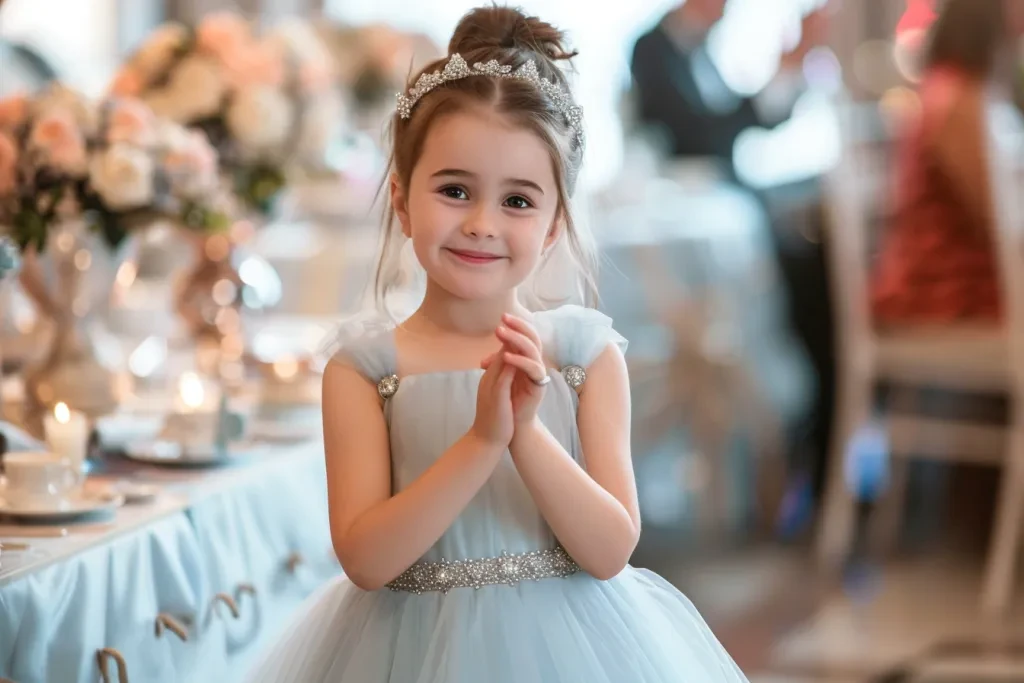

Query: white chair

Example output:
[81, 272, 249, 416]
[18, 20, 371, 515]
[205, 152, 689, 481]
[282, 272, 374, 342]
[817, 95, 1024, 615]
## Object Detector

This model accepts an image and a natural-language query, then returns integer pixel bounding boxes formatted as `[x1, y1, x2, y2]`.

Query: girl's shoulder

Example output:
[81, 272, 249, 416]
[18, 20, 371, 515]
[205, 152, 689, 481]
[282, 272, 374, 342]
[317, 311, 398, 383]
[533, 305, 628, 370]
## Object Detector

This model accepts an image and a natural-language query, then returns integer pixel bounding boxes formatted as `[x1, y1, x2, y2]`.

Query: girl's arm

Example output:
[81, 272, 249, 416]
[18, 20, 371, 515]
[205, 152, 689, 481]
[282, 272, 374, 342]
[323, 360, 508, 591]
[508, 344, 640, 580]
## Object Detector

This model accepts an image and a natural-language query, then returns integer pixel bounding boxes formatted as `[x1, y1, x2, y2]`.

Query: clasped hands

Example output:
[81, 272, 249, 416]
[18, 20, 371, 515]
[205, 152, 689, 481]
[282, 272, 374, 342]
[469, 312, 550, 448]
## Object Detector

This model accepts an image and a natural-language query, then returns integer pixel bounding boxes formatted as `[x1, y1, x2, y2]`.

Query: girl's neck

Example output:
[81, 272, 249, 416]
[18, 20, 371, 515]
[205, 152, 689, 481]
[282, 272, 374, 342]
[408, 279, 529, 337]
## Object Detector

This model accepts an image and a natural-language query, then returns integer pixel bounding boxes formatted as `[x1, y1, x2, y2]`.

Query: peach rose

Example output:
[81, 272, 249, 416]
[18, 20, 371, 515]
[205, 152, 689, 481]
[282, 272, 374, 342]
[0, 94, 28, 131]
[196, 12, 253, 63]
[223, 41, 286, 89]
[107, 98, 157, 146]
[0, 133, 18, 196]
[29, 112, 88, 177]
[111, 68, 144, 98]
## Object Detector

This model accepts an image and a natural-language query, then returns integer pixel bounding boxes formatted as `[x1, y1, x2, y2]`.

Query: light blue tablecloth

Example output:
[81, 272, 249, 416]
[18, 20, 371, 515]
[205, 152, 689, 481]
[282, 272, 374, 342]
[0, 441, 338, 683]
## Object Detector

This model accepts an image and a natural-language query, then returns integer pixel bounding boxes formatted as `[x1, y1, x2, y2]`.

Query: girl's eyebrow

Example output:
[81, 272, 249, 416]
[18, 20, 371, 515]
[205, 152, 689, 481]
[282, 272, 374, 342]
[431, 168, 544, 195]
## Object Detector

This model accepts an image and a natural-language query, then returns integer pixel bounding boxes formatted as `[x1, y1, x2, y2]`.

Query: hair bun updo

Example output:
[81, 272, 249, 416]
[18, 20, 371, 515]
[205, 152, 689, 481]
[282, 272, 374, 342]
[447, 6, 578, 63]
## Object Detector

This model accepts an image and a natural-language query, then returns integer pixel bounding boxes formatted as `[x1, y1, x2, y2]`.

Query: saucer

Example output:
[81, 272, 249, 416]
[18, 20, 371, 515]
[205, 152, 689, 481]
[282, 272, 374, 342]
[122, 440, 253, 467]
[0, 490, 125, 522]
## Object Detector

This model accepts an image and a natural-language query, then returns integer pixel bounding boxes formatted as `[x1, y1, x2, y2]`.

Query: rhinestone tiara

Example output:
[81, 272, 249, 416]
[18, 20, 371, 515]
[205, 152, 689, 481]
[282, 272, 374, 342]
[396, 53, 584, 149]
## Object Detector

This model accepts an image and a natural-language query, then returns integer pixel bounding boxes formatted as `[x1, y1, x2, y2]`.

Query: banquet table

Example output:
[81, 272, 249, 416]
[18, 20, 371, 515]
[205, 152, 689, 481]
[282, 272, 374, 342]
[0, 439, 338, 683]
[590, 176, 813, 533]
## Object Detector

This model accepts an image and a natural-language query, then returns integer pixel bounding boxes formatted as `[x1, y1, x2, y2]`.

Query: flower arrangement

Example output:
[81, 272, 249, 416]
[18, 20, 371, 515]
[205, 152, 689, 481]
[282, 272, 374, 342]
[111, 12, 343, 217]
[0, 85, 228, 253]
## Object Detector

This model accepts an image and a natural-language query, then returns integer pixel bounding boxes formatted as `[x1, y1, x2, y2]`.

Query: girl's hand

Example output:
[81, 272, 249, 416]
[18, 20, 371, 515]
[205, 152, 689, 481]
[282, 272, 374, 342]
[470, 350, 516, 448]
[481, 313, 548, 427]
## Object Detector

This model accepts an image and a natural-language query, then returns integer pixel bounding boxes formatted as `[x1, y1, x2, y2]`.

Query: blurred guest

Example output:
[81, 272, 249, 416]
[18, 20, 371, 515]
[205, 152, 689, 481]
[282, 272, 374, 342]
[629, 0, 822, 181]
[873, 0, 1015, 326]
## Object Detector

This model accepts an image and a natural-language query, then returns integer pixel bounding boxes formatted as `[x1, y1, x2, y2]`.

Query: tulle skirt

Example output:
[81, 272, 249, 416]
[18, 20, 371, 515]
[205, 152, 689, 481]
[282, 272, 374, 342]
[244, 566, 748, 682]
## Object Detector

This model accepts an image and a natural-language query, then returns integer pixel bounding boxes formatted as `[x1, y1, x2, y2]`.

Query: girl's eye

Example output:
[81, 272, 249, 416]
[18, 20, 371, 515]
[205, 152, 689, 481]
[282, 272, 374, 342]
[440, 186, 468, 200]
[504, 195, 532, 210]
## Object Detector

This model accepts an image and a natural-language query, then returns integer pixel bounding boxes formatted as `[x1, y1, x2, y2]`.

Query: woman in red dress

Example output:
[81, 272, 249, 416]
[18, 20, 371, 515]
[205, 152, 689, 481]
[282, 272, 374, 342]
[872, 0, 1016, 326]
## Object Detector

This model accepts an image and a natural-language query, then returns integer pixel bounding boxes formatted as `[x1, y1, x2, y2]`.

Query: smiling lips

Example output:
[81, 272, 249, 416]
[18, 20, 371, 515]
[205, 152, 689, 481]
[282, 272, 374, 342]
[446, 248, 505, 265]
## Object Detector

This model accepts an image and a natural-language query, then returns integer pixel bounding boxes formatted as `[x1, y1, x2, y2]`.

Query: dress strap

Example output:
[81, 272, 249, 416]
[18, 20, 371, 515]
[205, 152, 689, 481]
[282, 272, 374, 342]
[317, 312, 399, 395]
[535, 305, 628, 392]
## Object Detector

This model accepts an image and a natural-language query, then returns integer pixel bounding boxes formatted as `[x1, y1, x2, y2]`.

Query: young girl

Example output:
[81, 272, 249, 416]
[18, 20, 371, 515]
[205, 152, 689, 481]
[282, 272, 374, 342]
[248, 7, 748, 682]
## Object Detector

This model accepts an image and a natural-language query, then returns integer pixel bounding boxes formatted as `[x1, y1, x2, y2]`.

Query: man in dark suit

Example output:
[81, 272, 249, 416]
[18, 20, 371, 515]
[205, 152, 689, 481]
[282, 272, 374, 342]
[630, 0, 741, 164]
[630, 0, 819, 179]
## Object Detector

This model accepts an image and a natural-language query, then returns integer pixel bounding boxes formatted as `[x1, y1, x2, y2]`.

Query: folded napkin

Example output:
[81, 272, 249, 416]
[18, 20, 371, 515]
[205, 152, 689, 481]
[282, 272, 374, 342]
[0, 421, 46, 454]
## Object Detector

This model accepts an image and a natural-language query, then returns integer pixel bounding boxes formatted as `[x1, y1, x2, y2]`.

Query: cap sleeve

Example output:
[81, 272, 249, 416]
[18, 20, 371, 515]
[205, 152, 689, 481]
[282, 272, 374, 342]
[315, 312, 397, 382]
[538, 304, 628, 369]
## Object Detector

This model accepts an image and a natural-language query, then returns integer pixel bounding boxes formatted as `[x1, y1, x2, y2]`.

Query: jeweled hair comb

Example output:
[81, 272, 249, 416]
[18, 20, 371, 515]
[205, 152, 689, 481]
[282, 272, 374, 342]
[395, 53, 585, 150]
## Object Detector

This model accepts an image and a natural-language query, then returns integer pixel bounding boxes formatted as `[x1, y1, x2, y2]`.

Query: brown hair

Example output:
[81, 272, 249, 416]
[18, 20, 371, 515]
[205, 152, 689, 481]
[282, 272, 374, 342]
[373, 5, 597, 311]
[925, 0, 1008, 77]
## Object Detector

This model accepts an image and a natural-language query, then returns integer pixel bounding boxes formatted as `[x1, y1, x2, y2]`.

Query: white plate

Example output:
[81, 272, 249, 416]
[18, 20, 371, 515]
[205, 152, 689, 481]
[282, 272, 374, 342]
[94, 413, 164, 448]
[0, 490, 125, 522]
[122, 440, 253, 467]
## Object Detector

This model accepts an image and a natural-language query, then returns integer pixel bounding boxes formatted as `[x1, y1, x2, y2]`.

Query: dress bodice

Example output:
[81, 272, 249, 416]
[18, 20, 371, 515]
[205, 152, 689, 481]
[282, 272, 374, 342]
[326, 306, 627, 563]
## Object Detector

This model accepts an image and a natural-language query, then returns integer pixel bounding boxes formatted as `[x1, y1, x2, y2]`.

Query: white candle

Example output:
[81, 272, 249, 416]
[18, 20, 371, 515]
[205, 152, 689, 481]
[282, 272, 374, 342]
[43, 402, 89, 474]
[174, 372, 220, 413]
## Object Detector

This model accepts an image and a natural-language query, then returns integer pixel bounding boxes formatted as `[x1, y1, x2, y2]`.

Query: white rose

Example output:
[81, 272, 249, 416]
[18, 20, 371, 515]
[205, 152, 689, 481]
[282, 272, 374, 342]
[89, 144, 155, 210]
[150, 56, 225, 124]
[226, 85, 293, 155]
[152, 118, 189, 149]
[134, 24, 189, 79]
[296, 92, 343, 165]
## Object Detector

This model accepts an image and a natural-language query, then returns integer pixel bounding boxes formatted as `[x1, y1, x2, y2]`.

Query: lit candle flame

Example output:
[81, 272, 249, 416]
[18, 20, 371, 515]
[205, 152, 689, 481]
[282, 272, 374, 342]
[54, 401, 71, 425]
[178, 372, 205, 410]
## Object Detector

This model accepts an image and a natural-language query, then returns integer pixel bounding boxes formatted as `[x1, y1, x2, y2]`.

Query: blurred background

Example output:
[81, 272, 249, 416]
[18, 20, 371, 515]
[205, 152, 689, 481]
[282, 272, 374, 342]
[2, 0, 1024, 681]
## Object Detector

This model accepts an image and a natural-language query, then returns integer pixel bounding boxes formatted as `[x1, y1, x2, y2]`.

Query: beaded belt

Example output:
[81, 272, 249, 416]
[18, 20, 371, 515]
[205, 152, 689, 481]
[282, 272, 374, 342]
[386, 547, 580, 594]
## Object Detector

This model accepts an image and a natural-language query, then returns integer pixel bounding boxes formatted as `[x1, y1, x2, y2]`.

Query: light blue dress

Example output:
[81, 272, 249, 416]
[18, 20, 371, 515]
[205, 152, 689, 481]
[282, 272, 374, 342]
[245, 305, 748, 682]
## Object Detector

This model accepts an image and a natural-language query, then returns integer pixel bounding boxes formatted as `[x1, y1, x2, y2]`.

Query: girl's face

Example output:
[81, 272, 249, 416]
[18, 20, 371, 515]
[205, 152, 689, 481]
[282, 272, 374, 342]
[393, 106, 561, 303]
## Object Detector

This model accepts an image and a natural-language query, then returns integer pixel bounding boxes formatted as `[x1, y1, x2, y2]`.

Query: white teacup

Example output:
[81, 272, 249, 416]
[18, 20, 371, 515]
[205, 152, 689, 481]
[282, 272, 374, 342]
[0, 452, 82, 510]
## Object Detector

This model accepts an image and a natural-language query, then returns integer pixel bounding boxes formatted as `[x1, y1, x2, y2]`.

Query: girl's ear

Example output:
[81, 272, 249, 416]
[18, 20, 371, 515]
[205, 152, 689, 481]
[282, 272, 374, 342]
[391, 174, 411, 238]
[543, 211, 564, 252]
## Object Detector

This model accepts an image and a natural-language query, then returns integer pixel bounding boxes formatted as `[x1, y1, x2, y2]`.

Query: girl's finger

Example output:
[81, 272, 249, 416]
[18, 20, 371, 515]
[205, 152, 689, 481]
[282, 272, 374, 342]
[480, 349, 504, 385]
[502, 313, 543, 349]
[496, 325, 542, 362]
[502, 351, 548, 384]
[497, 363, 515, 394]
